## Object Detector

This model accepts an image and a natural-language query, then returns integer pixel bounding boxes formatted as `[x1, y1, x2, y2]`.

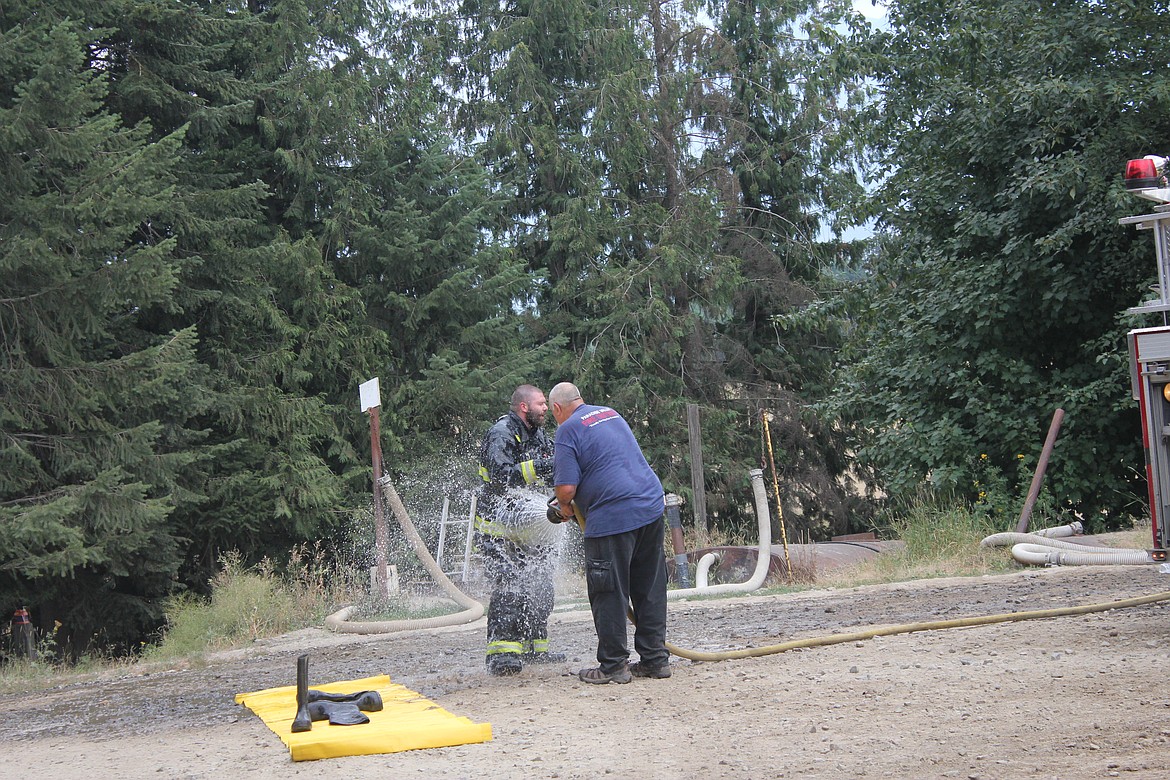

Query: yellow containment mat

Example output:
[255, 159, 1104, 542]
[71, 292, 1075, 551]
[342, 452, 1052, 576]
[235, 674, 492, 761]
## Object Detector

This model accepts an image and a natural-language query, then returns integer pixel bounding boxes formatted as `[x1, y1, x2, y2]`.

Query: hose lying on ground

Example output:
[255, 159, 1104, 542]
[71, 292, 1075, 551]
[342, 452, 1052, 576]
[324, 475, 484, 634]
[662, 590, 1170, 661]
[1030, 521, 1083, 538]
[659, 521, 1162, 661]
[981, 530, 1156, 567]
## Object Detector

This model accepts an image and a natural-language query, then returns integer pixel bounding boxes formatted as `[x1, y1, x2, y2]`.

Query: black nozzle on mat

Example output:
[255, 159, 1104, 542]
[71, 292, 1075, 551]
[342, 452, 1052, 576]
[291, 654, 313, 733]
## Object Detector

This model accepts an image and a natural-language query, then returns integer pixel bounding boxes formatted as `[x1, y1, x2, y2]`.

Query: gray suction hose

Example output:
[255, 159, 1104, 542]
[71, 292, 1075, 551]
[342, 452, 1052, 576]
[1009, 543, 1154, 566]
[981, 529, 1156, 567]
[695, 552, 721, 588]
[324, 475, 484, 634]
[1030, 521, 1083, 538]
[667, 469, 771, 599]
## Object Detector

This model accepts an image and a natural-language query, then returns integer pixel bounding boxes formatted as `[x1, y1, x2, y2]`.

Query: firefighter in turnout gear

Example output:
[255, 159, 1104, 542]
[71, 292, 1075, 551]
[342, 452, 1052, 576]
[476, 384, 565, 676]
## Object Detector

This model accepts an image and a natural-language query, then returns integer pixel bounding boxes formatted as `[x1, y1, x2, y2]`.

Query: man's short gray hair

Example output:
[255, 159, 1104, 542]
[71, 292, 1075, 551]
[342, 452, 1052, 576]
[548, 382, 582, 406]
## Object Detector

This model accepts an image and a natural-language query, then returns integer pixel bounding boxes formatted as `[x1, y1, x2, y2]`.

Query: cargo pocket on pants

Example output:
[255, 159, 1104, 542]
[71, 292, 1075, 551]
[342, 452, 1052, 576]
[585, 559, 615, 596]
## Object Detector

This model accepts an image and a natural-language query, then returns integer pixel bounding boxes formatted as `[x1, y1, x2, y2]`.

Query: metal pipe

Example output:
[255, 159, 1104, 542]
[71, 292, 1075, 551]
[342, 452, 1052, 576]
[664, 493, 690, 588]
[1015, 408, 1065, 533]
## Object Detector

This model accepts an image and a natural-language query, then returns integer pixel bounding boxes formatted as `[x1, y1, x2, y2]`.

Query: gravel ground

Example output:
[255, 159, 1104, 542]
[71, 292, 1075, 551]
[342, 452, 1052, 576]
[6, 562, 1170, 779]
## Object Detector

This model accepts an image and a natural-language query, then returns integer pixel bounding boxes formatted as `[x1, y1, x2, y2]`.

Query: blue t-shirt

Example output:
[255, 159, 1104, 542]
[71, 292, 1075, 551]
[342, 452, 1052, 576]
[553, 404, 664, 538]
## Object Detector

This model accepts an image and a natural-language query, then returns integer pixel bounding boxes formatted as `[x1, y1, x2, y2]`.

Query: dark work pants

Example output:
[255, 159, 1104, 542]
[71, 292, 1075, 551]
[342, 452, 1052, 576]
[583, 516, 669, 673]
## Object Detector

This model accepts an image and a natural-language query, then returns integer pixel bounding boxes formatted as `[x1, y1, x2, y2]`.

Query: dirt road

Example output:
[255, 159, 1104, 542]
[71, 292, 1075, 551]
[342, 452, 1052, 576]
[6, 563, 1170, 779]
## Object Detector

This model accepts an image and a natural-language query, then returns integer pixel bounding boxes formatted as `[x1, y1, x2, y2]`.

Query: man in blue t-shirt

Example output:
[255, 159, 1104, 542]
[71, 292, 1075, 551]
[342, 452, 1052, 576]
[549, 381, 670, 684]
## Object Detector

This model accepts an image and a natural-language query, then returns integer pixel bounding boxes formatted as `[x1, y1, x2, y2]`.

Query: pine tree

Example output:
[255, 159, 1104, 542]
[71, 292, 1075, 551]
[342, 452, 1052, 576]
[0, 15, 200, 653]
[73, 0, 390, 573]
[1, 0, 397, 651]
[447, 0, 869, 534]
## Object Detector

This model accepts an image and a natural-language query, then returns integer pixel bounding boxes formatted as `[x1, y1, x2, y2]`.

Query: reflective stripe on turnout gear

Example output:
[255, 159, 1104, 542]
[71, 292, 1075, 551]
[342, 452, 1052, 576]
[486, 640, 524, 656]
[474, 515, 510, 538]
[524, 638, 550, 654]
[520, 459, 537, 484]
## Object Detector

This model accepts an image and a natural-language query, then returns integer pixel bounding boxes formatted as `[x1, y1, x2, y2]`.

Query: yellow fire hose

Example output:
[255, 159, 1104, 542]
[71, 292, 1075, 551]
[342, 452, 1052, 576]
[342, 478, 1169, 661]
[656, 590, 1170, 662]
[578, 498, 1170, 663]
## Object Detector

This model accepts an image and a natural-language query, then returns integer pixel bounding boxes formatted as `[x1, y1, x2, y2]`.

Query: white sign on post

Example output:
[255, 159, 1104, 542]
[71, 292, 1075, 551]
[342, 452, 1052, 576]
[359, 377, 381, 412]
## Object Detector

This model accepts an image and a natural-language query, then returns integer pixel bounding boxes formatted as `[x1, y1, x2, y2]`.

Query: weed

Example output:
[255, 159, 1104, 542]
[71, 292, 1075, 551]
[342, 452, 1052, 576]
[816, 492, 1012, 588]
[146, 547, 362, 661]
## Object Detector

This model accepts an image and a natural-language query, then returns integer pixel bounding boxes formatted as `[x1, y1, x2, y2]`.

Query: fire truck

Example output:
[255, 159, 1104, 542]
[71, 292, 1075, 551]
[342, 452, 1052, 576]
[1123, 155, 1170, 559]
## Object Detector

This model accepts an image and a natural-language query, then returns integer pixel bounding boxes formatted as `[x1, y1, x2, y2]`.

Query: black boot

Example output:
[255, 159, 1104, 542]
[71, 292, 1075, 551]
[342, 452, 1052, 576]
[486, 653, 523, 676]
[307, 689, 383, 711]
[291, 654, 313, 733]
[306, 701, 370, 726]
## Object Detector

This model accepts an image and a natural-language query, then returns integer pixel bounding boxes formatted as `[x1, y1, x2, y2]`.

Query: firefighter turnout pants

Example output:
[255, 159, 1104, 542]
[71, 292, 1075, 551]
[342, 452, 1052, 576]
[477, 533, 556, 667]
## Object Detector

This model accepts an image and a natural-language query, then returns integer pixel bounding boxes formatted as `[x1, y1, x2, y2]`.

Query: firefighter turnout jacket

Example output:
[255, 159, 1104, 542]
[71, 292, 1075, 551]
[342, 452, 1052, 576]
[476, 411, 555, 543]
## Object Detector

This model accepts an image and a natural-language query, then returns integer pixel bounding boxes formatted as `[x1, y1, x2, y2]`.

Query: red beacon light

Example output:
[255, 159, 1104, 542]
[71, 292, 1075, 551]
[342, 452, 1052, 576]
[1125, 155, 1168, 190]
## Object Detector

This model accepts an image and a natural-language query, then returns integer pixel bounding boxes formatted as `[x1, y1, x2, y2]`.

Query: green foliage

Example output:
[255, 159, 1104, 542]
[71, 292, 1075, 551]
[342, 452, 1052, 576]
[817, 491, 1013, 586]
[970, 451, 1070, 531]
[1, 0, 539, 656]
[889, 498, 998, 562]
[0, 0, 885, 660]
[0, 12, 203, 656]
[432, 0, 872, 539]
[832, 0, 1166, 526]
[149, 547, 355, 659]
[151, 558, 299, 658]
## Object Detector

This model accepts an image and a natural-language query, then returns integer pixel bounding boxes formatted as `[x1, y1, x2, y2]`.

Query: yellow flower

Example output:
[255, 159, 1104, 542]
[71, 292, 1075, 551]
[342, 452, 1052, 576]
[980, 453, 988, 460]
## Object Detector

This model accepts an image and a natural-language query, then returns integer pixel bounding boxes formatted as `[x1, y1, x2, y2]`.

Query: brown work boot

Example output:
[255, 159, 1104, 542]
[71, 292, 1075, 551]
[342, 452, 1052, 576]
[578, 665, 632, 684]
[629, 661, 671, 679]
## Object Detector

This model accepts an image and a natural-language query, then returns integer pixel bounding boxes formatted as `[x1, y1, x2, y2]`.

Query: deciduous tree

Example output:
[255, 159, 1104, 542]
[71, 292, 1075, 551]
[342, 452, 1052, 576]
[835, 0, 1170, 523]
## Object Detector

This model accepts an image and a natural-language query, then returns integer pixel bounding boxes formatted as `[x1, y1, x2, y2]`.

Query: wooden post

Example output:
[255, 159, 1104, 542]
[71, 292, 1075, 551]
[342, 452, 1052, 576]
[360, 378, 389, 600]
[369, 405, 389, 600]
[687, 403, 708, 531]
[1016, 408, 1066, 534]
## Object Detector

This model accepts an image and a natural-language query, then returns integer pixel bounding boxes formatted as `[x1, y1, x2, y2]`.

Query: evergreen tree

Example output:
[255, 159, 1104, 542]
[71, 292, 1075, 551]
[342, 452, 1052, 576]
[448, 0, 869, 535]
[39, 1, 382, 582]
[3, 0, 570, 656]
[0, 16, 200, 653]
[339, 8, 566, 456]
[2, 0, 395, 650]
